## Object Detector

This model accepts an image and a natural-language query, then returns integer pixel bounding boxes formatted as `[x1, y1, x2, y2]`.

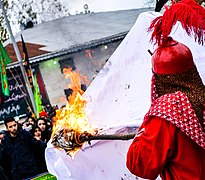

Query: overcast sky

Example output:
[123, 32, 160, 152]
[63, 0, 153, 15]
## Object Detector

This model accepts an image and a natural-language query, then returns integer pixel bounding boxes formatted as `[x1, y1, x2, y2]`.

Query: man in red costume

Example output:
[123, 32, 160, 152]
[126, 0, 205, 179]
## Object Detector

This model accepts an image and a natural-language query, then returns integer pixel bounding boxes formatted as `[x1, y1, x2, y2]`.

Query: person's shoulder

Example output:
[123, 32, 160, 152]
[151, 91, 187, 108]
[158, 91, 186, 100]
[19, 129, 32, 138]
[1, 131, 10, 146]
[1, 130, 9, 140]
[0, 143, 3, 150]
[1, 130, 9, 135]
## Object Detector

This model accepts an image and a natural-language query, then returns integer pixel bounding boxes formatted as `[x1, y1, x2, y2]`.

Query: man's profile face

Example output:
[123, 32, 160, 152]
[6, 121, 18, 137]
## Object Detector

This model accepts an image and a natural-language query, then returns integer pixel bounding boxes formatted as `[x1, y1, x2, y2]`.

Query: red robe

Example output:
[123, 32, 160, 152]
[127, 92, 205, 180]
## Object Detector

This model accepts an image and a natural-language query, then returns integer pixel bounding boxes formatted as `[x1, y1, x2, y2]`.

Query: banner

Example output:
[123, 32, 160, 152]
[0, 42, 11, 96]
[26, 172, 57, 180]
[21, 35, 34, 90]
[0, 71, 28, 122]
[33, 74, 43, 118]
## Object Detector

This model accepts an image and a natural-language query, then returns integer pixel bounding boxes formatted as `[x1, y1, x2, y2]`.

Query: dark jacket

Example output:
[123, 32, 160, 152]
[2, 130, 47, 180]
[0, 144, 10, 180]
[0, 166, 8, 180]
[41, 129, 52, 143]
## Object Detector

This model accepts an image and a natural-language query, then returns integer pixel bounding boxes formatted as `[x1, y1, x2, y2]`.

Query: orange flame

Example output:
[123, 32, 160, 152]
[85, 49, 104, 69]
[52, 67, 95, 156]
[85, 49, 94, 63]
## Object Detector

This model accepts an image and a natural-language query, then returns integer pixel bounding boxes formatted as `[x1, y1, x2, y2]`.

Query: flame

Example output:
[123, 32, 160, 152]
[85, 49, 94, 63]
[52, 67, 95, 156]
[85, 49, 104, 69]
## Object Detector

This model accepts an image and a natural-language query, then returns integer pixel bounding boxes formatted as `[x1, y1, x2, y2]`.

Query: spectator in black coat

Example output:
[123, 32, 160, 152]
[1, 117, 47, 180]
[37, 117, 52, 143]
[0, 145, 9, 180]
[0, 130, 11, 180]
[30, 125, 48, 173]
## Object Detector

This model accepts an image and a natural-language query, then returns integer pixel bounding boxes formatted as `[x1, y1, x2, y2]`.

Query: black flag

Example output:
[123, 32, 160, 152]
[21, 34, 34, 90]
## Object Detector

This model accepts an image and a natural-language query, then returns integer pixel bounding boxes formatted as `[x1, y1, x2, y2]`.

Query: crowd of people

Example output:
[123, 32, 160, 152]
[0, 104, 57, 180]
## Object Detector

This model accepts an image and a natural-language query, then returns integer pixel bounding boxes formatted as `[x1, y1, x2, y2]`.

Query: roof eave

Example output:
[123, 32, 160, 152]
[7, 31, 128, 69]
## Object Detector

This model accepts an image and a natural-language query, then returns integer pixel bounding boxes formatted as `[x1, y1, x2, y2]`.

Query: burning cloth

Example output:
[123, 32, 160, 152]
[45, 11, 205, 180]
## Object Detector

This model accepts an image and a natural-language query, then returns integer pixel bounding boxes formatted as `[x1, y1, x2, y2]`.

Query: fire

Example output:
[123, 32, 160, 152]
[85, 49, 104, 69]
[51, 67, 96, 157]
[85, 49, 94, 63]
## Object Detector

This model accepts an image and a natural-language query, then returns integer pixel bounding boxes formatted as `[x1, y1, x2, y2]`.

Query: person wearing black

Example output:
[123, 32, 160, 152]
[1, 117, 47, 180]
[0, 130, 11, 180]
[30, 125, 48, 173]
[37, 117, 52, 143]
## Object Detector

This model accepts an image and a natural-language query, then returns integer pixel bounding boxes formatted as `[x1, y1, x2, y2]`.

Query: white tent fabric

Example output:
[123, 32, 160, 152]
[45, 11, 205, 180]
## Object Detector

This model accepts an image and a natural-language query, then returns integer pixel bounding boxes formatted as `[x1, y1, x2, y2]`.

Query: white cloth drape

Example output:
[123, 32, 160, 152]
[45, 11, 205, 180]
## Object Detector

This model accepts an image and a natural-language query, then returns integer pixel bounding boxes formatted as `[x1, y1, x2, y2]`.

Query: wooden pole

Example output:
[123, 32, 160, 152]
[81, 133, 136, 142]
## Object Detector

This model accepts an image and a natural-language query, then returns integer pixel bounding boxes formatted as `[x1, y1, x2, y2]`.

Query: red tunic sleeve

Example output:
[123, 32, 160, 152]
[126, 116, 176, 180]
